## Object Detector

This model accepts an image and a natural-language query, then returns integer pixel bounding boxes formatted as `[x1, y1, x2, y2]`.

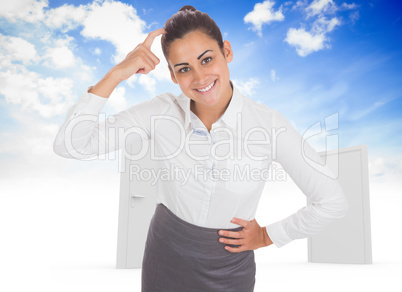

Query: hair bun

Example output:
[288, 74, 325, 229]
[179, 5, 196, 12]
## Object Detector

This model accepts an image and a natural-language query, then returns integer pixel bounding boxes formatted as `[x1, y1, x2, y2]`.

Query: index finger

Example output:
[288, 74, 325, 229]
[230, 217, 250, 228]
[143, 28, 167, 49]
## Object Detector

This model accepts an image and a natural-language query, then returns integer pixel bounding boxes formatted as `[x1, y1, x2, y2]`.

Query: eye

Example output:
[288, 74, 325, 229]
[178, 67, 190, 73]
[201, 57, 212, 64]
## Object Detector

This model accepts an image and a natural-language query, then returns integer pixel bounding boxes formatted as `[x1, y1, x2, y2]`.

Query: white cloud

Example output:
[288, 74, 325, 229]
[93, 48, 102, 55]
[244, 0, 285, 36]
[44, 37, 76, 69]
[0, 25, 95, 118]
[232, 78, 260, 96]
[306, 0, 358, 17]
[313, 16, 341, 33]
[285, 28, 325, 57]
[292, 0, 308, 10]
[81, 0, 146, 64]
[139, 74, 157, 93]
[285, 16, 341, 57]
[369, 156, 402, 179]
[126, 74, 139, 88]
[0, 0, 171, 131]
[0, 34, 39, 65]
[270, 69, 279, 82]
[286, 0, 356, 56]
[340, 2, 358, 10]
[306, 0, 337, 17]
[0, 64, 75, 118]
[0, 0, 47, 23]
[44, 3, 88, 32]
[39, 34, 93, 81]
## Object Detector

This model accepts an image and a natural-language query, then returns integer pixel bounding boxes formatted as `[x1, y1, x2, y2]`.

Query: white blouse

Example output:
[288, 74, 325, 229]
[53, 84, 348, 248]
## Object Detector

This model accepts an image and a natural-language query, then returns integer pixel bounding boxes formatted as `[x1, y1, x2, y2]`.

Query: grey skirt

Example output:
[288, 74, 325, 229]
[141, 203, 256, 292]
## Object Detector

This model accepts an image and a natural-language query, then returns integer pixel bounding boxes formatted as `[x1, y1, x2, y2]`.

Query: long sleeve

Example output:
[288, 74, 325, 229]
[265, 110, 349, 248]
[53, 89, 153, 160]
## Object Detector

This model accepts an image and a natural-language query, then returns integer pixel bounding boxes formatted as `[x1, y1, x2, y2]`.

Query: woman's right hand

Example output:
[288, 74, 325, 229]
[112, 28, 167, 81]
[89, 28, 166, 98]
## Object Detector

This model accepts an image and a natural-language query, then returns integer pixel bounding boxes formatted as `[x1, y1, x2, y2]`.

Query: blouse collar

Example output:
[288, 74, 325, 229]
[176, 81, 244, 131]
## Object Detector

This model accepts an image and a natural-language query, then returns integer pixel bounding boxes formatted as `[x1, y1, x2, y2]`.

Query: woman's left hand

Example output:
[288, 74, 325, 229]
[218, 218, 273, 253]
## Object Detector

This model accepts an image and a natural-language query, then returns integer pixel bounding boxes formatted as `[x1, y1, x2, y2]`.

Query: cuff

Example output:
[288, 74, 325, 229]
[265, 221, 293, 248]
[72, 87, 109, 116]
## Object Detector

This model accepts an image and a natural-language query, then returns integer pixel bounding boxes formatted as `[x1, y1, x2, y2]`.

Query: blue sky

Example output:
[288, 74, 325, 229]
[0, 0, 401, 182]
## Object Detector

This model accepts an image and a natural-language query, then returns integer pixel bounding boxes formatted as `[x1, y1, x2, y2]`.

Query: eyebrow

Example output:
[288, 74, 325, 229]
[174, 62, 189, 68]
[173, 50, 213, 68]
[197, 50, 212, 60]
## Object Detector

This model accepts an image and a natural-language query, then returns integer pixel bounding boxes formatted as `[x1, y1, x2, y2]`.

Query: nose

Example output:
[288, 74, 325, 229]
[192, 67, 208, 86]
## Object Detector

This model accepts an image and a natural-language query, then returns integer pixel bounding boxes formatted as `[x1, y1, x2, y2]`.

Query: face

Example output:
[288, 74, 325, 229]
[167, 30, 233, 110]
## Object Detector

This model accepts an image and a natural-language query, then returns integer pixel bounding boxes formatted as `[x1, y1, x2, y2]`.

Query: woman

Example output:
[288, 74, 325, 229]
[53, 5, 349, 292]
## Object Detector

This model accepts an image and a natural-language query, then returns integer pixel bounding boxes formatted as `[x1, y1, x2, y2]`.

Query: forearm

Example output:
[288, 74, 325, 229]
[89, 28, 166, 98]
[89, 68, 122, 98]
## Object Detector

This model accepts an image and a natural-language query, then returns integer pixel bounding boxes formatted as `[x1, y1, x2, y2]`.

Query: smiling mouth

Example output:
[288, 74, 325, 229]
[195, 80, 216, 93]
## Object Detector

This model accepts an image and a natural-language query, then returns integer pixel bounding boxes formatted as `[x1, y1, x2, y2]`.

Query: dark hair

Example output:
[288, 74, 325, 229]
[161, 5, 224, 61]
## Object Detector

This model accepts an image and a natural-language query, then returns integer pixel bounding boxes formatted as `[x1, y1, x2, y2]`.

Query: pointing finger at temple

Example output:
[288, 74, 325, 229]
[142, 28, 167, 49]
